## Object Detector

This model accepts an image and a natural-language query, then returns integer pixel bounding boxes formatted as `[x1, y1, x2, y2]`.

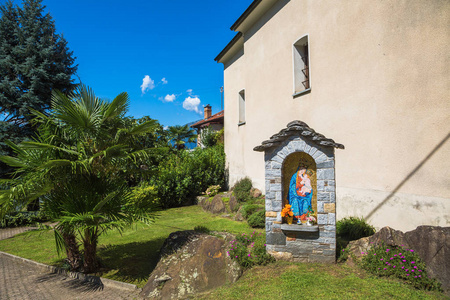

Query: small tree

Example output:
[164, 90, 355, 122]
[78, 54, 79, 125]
[167, 124, 196, 150]
[0, 85, 157, 273]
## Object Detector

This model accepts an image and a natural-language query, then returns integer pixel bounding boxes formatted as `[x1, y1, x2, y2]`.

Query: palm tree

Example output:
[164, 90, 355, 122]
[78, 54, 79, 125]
[167, 124, 196, 150]
[0, 85, 158, 272]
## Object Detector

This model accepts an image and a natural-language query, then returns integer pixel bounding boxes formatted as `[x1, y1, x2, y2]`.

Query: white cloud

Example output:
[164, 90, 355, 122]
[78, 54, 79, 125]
[164, 94, 176, 102]
[183, 96, 202, 114]
[161, 77, 168, 84]
[186, 89, 193, 95]
[140, 75, 155, 94]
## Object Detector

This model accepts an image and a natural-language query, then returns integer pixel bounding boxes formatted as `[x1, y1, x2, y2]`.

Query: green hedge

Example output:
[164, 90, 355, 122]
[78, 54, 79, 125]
[0, 211, 49, 228]
[152, 145, 225, 208]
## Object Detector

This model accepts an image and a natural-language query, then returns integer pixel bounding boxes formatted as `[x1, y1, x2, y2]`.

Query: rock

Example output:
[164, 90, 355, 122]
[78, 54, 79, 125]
[347, 226, 450, 294]
[234, 207, 245, 222]
[200, 195, 226, 214]
[250, 188, 262, 198]
[210, 194, 226, 214]
[229, 195, 239, 212]
[196, 196, 208, 205]
[140, 231, 242, 299]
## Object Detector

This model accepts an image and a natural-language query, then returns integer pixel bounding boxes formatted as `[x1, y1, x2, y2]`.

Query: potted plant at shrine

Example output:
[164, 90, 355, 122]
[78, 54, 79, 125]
[281, 204, 294, 224]
[306, 209, 316, 226]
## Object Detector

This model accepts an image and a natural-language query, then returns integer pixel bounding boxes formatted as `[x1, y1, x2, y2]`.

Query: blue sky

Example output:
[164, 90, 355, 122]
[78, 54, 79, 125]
[10, 0, 252, 127]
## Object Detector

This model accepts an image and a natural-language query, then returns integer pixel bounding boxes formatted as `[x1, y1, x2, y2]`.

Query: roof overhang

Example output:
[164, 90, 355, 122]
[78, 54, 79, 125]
[214, 32, 244, 64]
[230, 0, 279, 33]
[215, 0, 279, 64]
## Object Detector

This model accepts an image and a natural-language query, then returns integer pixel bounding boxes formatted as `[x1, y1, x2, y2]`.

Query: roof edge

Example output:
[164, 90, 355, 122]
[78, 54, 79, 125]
[214, 32, 243, 63]
[253, 120, 345, 152]
[230, 0, 263, 31]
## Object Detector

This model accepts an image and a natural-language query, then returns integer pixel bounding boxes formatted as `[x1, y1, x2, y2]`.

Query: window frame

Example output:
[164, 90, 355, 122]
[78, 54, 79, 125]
[292, 34, 311, 98]
[238, 89, 246, 126]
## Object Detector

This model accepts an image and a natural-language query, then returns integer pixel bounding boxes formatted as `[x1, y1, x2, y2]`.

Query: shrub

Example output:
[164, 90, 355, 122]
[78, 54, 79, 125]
[152, 145, 225, 208]
[247, 210, 265, 228]
[242, 204, 263, 219]
[361, 243, 442, 291]
[228, 232, 274, 269]
[194, 225, 210, 233]
[204, 185, 221, 197]
[336, 217, 375, 241]
[130, 182, 159, 207]
[200, 126, 217, 148]
[233, 177, 252, 202]
[0, 211, 49, 228]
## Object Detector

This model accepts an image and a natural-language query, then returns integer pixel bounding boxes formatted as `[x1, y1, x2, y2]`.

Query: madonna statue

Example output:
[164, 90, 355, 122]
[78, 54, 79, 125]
[287, 166, 313, 219]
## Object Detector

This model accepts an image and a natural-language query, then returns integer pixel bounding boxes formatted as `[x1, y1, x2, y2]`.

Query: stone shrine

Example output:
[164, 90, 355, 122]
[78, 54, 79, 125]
[254, 120, 344, 263]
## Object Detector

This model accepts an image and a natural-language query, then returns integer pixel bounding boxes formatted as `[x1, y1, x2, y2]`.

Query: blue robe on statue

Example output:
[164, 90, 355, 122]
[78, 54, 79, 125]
[288, 171, 313, 217]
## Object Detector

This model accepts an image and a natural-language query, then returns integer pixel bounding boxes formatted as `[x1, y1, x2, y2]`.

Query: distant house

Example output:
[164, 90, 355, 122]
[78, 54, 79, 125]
[214, 0, 450, 231]
[191, 105, 224, 147]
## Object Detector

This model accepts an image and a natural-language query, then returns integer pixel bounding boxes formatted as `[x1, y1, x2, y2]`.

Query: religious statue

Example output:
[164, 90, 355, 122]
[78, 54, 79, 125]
[287, 164, 313, 220]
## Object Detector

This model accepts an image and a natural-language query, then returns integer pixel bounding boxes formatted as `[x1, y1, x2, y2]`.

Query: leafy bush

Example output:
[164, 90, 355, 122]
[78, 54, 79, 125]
[131, 182, 159, 207]
[361, 243, 442, 291]
[228, 232, 274, 269]
[204, 185, 221, 197]
[247, 211, 265, 228]
[242, 204, 263, 219]
[0, 211, 49, 228]
[233, 177, 252, 202]
[194, 225, 210, 233]
[152, 145, 225, 208]
[200, 127, 224, 148]
[336, 217, 375, 241]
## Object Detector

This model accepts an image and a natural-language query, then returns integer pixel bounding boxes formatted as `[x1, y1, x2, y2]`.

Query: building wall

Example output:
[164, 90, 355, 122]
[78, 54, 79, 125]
[222, 0, 450, 231]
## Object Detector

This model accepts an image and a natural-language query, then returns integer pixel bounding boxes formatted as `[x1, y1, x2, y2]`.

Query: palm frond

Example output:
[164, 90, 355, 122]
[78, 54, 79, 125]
[20, 141, 80, 156]
[0, 155, 28, 168]
[128, 119, 158, 135]
[103, 92, 129, 120]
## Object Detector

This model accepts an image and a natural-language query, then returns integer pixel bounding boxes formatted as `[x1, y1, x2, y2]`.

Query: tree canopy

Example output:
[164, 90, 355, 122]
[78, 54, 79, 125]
[0, 85, 158, 272]
[0, 0, 77, 125]
[0, 0, 77, 178]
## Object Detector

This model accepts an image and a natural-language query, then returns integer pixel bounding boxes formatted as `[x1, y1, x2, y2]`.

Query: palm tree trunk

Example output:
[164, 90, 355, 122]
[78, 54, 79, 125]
[82, 228, 99, 273]
[62, 231, 82, 271]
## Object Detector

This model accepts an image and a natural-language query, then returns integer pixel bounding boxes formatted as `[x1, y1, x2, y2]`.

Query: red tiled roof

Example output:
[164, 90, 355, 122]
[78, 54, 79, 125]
[191, 110, 224, 128]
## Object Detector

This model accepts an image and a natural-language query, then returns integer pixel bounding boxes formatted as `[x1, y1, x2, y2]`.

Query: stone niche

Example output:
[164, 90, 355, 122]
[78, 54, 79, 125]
[254, 120, 344, 263]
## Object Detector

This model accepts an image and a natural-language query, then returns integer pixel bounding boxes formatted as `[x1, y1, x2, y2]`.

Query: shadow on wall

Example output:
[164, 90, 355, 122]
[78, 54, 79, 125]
[365, 132, 450, 220]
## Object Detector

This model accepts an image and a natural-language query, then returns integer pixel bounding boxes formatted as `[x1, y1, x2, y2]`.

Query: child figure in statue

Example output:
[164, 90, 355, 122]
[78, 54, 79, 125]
[288, 165, 313, 222]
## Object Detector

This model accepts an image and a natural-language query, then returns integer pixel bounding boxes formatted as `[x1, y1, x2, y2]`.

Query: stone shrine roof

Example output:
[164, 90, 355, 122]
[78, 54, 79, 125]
[253, 120, 345, 152]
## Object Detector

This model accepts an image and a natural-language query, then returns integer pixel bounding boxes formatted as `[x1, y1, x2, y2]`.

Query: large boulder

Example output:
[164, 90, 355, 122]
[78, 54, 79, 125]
[140, 231, 242, 299]
[200, 194, 226, 214]
[347, 226, 450, 293]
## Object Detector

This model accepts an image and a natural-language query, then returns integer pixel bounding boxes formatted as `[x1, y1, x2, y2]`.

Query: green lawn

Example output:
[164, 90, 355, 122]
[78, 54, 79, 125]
[196, 262, 447, 300]
[0, 205, 447, 299]
[0, 205, 259, 287]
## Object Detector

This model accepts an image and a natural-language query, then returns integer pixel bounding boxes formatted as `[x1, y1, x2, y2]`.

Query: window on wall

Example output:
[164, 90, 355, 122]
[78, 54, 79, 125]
[238, 89, 245, 125]
[293, 35, 310, 96]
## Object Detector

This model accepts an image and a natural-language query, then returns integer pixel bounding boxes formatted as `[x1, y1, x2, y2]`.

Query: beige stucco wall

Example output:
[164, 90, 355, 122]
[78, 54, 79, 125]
[222, 0, 450, 231]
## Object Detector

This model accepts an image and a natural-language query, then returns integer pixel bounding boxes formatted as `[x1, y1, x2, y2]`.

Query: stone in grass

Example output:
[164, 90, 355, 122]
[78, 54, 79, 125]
[347, 226, 450, 294]
[140, 231, 242, 299]
[229, 195, 239, 212]
[234, 206, 245, 222]
[250, 188, 262, 198]
[201, 195, 226, 214]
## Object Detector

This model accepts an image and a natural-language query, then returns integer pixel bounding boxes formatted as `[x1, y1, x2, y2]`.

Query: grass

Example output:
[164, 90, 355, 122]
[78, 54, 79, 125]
[0, 205, 259, 287]
[196, 261, 447, 300]
[0, 205, 447, 299]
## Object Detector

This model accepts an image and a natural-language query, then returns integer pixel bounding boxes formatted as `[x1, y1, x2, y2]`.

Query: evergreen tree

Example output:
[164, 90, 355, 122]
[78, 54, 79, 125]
[0, 0, 77, 178]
